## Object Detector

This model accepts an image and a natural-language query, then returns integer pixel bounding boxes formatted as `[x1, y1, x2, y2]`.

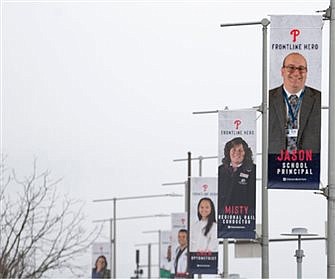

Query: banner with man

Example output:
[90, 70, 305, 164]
[171, 213, 188, 278]
[218, 109, 257, 239]
[268, 15, 323, 189]
[189, 177, 218, 274]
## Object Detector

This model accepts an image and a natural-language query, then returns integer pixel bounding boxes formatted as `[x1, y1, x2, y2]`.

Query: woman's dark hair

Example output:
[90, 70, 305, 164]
[95, 255, 107, 269]
[197, 197, 216, 237]
[222, 137, 254, 167]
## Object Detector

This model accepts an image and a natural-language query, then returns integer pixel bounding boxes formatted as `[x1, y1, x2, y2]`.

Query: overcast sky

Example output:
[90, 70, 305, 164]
[1, 0, 331, 277]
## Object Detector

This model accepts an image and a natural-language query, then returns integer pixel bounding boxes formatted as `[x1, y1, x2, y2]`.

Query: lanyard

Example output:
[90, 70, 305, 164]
[282, 90, 304, 124]
[174, 246, 186, 272]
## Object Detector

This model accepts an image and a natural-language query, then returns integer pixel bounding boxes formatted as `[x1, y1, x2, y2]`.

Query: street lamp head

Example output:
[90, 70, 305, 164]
[261, 18, 271, 27]
[166, 192, 183, 197]
[292, 227, 307, 234]
[92, 218, 113, 223]
[154, 213, 170, 217]
[93, 192, 182, 203]
[143, 230, 160, 234]
[281, 227, 318, 237]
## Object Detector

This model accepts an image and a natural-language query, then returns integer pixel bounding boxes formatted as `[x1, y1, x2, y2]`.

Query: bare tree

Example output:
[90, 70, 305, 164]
[0, 159, 101, 278]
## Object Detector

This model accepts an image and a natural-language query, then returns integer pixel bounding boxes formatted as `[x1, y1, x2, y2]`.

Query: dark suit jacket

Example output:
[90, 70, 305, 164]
[218, 162, 256, 210]
[268, 85, 321, 153]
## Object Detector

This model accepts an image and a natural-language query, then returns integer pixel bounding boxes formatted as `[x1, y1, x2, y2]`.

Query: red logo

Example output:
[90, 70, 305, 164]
[290, 29, 300, 42]
[234, 119, 241, 129]
[202, 184, 208, 192]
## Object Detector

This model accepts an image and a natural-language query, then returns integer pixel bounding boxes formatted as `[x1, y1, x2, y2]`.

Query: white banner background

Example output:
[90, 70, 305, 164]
[269, 15, 323, 90]
[91, 242, 111, 267]
[218, 109, 257, 165]
[189, 177, 218, 253]
[171, 212, 187, 271]
[159, 230, 172, 273]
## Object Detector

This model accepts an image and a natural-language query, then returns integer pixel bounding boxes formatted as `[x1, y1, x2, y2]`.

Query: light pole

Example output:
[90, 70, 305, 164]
[220, 18, 270, 278]
[93, 214, 169, 278]
[162, 182, 187, 211]
[170, 154, 217, 210]
[135, 242, 159, 278]
[173, 155, 218, 177]
[93, 193, 182, 278]
[142, 230, 162, 278]
[327, 0, 335, 277]
[281, 227, 317, 279]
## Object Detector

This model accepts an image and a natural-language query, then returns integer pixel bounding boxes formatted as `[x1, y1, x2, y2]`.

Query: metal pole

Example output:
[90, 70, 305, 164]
[261, 18, 270, 279]
[187, 151, 191, 277]
[220, 19, 270, 277]
[113, 198, 116, 279]
[198, 156, 203, 176]
[198, 156, 203, 279]
[223, 240, 229, 278]
[198, 156, 202, 279]
[136, 249, 140, 279]
[109, 219, 113, 278]
[93, 195, 178, 278]
[158, 231, 161, 278]
[184, 181, 188, 213]
[295, 235, 303, 279]
[148, 243, 152, 278]
[187, 152, 191, 213]
[222, 111, 229, 278]
[328, 1, 335, 278]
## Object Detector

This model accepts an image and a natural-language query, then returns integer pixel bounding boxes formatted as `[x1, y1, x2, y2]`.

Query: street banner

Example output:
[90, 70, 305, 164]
[189, 177, 218, 274]
[218, 109, 257, 239]
[171, 212, 188, 277]
[268, 15, 323, 189]
[91, 242, 111, 276]
[159, 230, 172, 278]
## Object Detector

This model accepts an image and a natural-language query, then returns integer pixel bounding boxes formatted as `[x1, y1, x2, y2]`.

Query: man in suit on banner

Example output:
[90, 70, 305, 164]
[269, 52, 321, 154]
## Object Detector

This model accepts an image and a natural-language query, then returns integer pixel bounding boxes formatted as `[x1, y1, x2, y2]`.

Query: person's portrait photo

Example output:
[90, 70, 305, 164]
[190, 197, 218, 253]
[269, 52, 321, 154]
[91, 255, 111, 279]
[218, 137, 256, 211]
[174, 229, 188, 277]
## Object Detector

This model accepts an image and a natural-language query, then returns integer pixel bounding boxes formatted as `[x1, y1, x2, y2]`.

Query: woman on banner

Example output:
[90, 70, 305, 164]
[190, 197, 218, 252]
[91, 255, 111, 278]
[218, 137, 256, 215]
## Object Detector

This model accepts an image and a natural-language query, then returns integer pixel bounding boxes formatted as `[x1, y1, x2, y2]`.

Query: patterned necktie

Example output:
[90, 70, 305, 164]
[287, 95, 299, 151]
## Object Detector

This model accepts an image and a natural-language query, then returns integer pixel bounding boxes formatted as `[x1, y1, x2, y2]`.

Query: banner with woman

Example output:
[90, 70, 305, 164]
[189, 177, 218, 274]
[217, 109, 257, 239]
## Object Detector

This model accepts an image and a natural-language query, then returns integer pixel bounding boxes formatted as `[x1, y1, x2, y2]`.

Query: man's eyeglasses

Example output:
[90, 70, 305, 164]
[283, 65, 307, 73]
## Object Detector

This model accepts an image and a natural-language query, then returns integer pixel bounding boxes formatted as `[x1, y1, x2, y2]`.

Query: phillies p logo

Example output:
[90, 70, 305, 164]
[202, 184, 208, 192]
[290, 29, 300, 42]
[234, 119, 241, 129]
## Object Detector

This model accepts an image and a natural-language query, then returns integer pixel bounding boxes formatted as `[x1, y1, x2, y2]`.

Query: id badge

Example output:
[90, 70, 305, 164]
[286, 128, 298, 137]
